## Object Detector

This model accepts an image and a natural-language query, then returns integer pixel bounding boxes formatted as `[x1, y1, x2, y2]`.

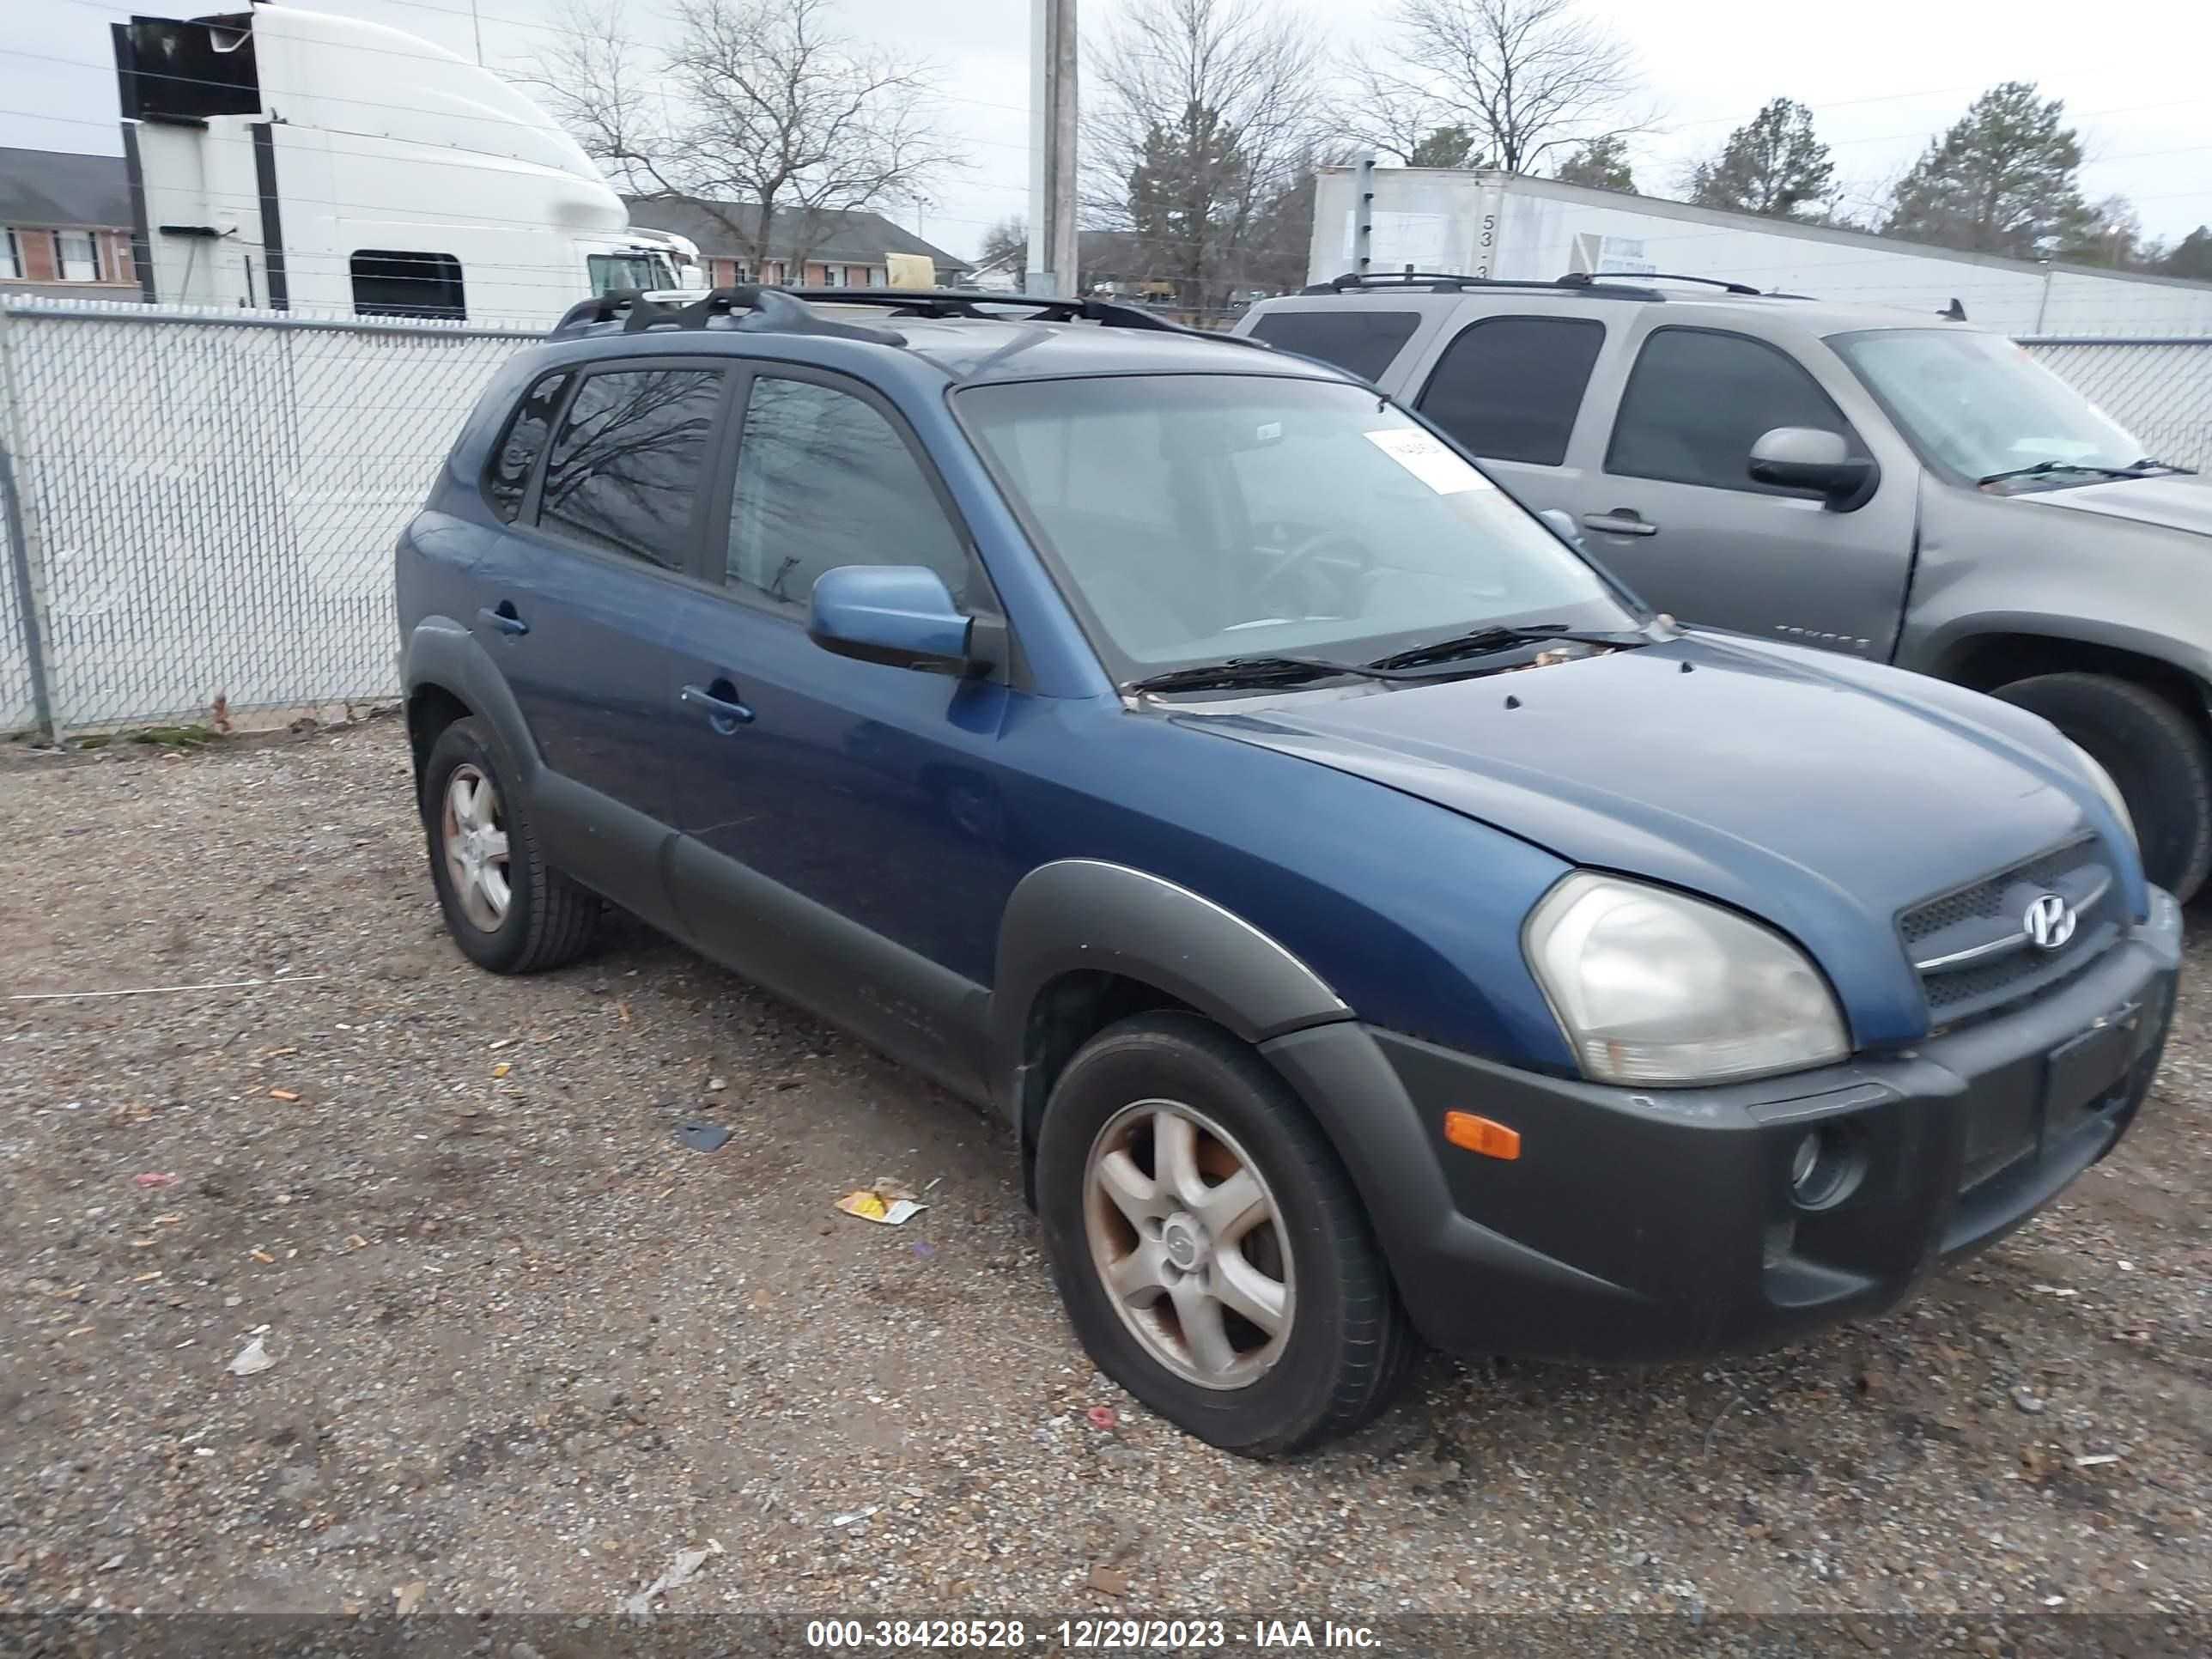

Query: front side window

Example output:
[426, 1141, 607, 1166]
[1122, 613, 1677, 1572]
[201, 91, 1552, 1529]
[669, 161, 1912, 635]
[1246, 308, 1420, 382]
[588, 252, 674, 295]
[1607, 327, 1863, 494]
[726, 376, 969, 609]
[960, 374, 1630, 678]
[57, 231, 100, 282]
[539, 368, 724, 568]
[484, 370, 571, 523]
[350, 250, 465, 319]
[1831, 327, 2150, 485]
[1419, 315, 1605, 467]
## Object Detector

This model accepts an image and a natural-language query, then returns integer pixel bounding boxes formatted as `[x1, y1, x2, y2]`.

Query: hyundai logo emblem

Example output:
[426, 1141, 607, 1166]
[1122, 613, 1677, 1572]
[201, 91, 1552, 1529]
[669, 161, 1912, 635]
[2024, 892, 2077, 951]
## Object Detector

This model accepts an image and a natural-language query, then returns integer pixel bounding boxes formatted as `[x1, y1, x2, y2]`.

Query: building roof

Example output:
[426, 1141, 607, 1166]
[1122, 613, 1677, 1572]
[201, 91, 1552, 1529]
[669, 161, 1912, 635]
[623, 198, 967, 272]
[0, 147, 131, 229]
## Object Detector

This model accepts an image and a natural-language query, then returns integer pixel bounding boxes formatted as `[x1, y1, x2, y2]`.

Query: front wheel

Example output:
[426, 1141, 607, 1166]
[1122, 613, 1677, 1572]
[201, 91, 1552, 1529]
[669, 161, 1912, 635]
[1034, 1012, 1418, 1456]
[1994, 672, 2212, 902]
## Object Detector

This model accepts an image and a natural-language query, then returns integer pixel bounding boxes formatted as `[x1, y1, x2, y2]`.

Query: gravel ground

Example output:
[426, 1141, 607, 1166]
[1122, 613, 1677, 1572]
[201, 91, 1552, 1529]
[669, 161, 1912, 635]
[2, 718, 2207, 1632]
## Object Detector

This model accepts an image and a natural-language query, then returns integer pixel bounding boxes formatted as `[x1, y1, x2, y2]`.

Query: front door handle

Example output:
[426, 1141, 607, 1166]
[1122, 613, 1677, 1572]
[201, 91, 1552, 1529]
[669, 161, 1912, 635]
[477, 603, 529, 635]
[681, 683, 755, 732]
[1583, 508, 1659, 538]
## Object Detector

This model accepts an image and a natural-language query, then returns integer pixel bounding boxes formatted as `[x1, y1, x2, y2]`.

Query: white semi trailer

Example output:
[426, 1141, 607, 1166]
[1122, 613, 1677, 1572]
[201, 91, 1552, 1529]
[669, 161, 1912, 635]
[112, 3, 701, 325]
[1310, 168, 2212, 337]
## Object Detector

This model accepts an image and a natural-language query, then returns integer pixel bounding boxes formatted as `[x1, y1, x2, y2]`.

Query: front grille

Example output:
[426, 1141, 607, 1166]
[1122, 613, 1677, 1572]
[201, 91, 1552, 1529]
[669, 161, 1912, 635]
[1900, 836, 2120, 1026]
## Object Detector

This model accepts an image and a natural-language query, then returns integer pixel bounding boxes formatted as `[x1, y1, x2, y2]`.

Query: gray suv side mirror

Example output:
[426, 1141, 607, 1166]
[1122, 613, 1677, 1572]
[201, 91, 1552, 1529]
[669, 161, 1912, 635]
[1748, 427, 1879, 512]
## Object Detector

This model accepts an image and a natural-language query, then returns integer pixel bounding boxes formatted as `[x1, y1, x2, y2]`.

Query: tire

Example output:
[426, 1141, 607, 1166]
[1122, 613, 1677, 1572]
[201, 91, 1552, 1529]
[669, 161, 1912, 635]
[1994, 672, 2212, 902]
[1034, 1011, 1419, 1457]
[421, 715, 599, 974]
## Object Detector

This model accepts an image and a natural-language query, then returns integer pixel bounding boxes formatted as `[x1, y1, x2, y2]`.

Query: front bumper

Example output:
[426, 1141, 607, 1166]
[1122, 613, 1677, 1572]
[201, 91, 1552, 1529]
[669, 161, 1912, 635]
[1262, 890, 2182, 1364]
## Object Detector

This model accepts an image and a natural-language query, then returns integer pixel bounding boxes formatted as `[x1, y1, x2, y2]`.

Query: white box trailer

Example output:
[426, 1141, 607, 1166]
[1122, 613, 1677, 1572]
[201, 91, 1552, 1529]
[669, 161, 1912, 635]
[112, 6, 702, 326]
[1309, 169, 2212, 337]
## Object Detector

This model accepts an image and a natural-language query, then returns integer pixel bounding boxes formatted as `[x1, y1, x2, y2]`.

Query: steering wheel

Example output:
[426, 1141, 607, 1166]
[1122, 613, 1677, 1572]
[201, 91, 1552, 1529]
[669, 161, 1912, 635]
[1247, 529, 1370, 619]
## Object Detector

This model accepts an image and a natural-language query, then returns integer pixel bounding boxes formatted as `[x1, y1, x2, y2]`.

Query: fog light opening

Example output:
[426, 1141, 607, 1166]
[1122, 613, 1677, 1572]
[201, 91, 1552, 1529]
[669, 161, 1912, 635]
[1788, 1124, 1861, 1212]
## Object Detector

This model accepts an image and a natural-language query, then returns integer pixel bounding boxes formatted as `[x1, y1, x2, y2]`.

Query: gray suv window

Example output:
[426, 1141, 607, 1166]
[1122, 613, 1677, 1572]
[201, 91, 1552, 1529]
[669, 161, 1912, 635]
[1247, 309, 1420, 381]
[1607, 326, 1863, 495]
[1419, 315, 1604, 467]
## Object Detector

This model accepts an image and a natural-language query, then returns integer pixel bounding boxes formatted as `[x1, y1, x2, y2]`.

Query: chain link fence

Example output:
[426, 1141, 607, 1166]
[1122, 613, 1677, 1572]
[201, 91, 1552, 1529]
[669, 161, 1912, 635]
[1, 299, 535, 739]
[2017, 337, 2212, 472]
[2, 299, 2209, 741]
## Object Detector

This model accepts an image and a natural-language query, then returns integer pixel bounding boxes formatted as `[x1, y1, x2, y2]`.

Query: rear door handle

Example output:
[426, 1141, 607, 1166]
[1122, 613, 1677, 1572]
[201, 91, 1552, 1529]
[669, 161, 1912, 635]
[477, 603, 529, 635]
[1583, 509, 1659, 538]
[681, 683, 755, 730]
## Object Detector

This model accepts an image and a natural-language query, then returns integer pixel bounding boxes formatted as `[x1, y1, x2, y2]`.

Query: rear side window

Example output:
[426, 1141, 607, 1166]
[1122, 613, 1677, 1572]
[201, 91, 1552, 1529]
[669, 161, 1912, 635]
[1247, 309, 1419, 382]
[539, 368, 725, 568]
[484, 371, 569, 523]
[350, 250, 465, 319]
[1419, 316, 1605, 466]
[726, 375, 969, 608]
[1607, 327, 1863, 493]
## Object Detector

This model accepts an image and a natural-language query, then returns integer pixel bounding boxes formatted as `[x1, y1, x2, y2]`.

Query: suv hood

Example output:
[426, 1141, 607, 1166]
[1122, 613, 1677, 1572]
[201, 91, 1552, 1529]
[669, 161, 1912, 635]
[1175, 634, 2100, 1045]
[2020, 473, 2212, 538]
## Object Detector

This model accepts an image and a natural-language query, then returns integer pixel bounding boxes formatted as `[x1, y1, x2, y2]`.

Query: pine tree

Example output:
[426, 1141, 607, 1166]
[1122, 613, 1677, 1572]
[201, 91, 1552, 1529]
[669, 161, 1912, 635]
[2161, 226, 2212, 282]
[1407, 125, 1481, 168]
[1688, 98, 1832, 219]
[1554, 134, 1634, 193]
[1127, 102, 1252, 307]
[1882, 82, 2092, 258]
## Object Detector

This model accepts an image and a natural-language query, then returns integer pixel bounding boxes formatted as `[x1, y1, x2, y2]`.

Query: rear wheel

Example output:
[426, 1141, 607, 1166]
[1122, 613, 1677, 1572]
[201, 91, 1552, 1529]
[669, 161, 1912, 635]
[422, 716, 599, 973]
[1034, 1012, 1418, 1456]
[1994, 672, 2212, 902]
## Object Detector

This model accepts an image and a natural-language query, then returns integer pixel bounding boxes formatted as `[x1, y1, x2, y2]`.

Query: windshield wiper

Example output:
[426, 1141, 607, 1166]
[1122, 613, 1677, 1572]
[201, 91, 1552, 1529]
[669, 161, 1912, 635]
[1976, 459, 2165, 486]
[2130, 457, 2200, 476]
[1123, 655, 1389, 695]
[1366, 622, 1648, 672]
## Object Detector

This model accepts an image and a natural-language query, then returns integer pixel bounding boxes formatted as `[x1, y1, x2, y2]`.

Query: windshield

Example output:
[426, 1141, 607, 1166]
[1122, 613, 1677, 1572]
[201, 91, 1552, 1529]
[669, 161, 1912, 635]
[588, 252, 676, 295]
[957, 374, 1635, 679]
[1829, 328, 2149, 485]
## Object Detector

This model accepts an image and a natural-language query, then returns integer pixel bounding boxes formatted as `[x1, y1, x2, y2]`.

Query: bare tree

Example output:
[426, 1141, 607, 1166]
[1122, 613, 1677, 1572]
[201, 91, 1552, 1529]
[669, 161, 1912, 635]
[1342, 0, 1646, 173]
[1086, 0, 1328, 308]
[531, 0, 963, 276]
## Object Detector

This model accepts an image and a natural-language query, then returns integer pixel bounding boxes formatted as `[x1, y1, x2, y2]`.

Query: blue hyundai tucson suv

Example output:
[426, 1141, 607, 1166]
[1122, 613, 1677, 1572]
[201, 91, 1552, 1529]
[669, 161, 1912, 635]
[395, 286, 2180, 1455]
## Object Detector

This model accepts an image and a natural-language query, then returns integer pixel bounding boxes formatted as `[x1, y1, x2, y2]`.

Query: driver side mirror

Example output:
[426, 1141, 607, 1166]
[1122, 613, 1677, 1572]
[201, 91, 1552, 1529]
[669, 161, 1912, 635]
[1747, 427, 1880, 511]
[808, 565, 977, 673]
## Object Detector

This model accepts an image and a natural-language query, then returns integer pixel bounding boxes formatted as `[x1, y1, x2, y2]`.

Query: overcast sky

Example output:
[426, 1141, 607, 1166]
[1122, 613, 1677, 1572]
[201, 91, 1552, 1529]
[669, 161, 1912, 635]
[6, 0, 2208, 262]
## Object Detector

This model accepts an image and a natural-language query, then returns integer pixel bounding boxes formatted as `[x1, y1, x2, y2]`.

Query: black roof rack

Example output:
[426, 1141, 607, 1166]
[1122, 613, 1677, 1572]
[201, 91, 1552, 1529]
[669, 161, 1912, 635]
[1559, 270, 1763, 296]
[775, 286, 1269, 344]
[1304, 270, 1666, 301]
[548, 285, 907, 343]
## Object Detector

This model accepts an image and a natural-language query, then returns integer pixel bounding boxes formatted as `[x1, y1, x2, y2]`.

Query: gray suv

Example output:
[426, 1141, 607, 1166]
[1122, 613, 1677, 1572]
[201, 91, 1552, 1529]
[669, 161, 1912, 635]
[1237, 274, 2212, 900]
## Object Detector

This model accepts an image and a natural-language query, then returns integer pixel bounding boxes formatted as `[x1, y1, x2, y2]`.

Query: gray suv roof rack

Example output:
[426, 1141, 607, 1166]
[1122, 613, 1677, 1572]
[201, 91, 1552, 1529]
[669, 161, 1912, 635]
[1304, 270, 1667, 301]
[549, 285, 908, 344]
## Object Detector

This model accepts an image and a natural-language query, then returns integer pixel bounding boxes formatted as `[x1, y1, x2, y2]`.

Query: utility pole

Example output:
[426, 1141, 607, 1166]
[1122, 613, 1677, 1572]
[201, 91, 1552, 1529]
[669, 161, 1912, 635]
[1026, 0, 1078, 296]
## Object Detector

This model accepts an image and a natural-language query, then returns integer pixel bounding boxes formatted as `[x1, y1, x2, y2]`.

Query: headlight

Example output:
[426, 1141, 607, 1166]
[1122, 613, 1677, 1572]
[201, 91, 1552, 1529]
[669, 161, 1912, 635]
[2065, 740, 2137, 854]
[1524, 873, 1849, 1085]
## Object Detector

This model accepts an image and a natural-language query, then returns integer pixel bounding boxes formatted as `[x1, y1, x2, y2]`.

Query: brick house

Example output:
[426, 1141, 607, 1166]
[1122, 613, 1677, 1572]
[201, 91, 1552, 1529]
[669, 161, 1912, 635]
[623, 198, 967, 289]
[0, 148, 138, 300]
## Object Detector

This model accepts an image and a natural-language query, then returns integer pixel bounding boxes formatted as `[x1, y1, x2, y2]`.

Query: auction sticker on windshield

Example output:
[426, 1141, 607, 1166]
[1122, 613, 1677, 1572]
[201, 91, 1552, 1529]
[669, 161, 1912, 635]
[1364, 428, 1494, 495]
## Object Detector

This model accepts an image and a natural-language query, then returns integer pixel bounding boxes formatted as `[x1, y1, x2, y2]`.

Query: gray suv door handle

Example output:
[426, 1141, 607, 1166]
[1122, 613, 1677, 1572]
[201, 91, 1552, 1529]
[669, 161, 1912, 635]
[477, 603, 529, 635]
[681, 683, 756, 730]
[1583, 509, 1659, 538]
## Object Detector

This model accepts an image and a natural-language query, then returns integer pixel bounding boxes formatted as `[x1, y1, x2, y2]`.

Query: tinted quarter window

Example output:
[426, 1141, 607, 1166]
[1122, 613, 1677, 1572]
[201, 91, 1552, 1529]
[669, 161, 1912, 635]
[726, 376, 969, 610]
[1607, 327, 1864, 493]
[1419, 315, 1605, 466]
[540, 368, 724, 568]
[485, 371, 570, 524]
[1247, 309, 1420, 381]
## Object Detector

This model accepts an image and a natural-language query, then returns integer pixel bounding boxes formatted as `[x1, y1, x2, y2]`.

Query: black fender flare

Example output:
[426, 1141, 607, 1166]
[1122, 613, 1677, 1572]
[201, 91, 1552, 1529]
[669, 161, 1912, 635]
[402, 617, 541, 795]
[990, 860, 1352, 1086]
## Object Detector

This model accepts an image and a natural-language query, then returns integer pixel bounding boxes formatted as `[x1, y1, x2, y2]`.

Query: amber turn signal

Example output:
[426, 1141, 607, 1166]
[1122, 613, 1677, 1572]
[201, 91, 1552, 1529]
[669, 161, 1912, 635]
[1443, 1110, 1521, 1160]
